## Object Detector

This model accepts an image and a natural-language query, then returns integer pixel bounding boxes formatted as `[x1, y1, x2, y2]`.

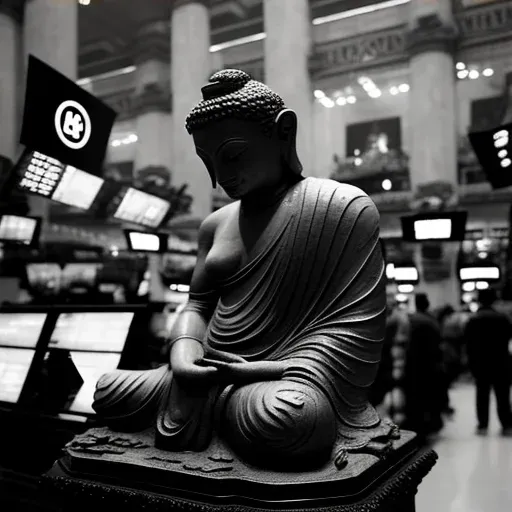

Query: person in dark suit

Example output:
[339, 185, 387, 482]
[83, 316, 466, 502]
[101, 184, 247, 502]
[464, 289, 512, 436]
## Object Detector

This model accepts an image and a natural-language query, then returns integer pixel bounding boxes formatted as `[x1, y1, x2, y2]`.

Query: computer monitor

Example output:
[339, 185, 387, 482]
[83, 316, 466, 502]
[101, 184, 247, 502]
[38, 311, 135, 415]
[0, 312, 47, 405]
[114, 188, 170, 228]
[124, 230, 168, 253]
[401, 211, 467, 242]
[0, 214, 41, 246]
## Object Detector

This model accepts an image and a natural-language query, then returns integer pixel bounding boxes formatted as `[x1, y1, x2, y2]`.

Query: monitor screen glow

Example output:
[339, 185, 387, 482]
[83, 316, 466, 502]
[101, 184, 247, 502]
[128, 232, 161, 252]
[0, 347, 36, 404]
[61, 263, 101, 289]
[414, 218, 452, 241]
[114, 188, 170, 228]
[66, 352, 122, 414]
[51, 165, 104, 210]
[17, 150, 64, 198]
[393, 267, 419, 282]
[459, 266, 500, 281]
[49, 312, 134, 352]
[0, 313, 47, 348]
[0, 215, 38, 244]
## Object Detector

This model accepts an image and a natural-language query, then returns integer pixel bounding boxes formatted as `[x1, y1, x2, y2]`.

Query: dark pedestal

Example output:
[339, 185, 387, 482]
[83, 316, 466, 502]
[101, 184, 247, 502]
[39, 428, 437, 512]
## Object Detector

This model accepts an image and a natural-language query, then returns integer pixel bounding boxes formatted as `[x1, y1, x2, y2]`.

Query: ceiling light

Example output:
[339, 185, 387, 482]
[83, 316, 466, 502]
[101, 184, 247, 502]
[398, 83, 409, 93]
[483, 68, 494, 77]
[468, 69, 479, 79]
[336, 97, 347, 106]
[498, 149, 508, 159]
[501, 158, 511, 168]
[320, 97, 335, 108]
[369, 89, 382, 98]
[209, 32, 266, 53]
[382, 179, 392, 191]
[314, 90, 326, 99]
[390, 86, 399, 95]
[355, 157, 362, 166]
[79, 0, 91, 5]
[457, 69, 469, 79]
[456, 62, 466, 70]
[346, 95, 357, 104]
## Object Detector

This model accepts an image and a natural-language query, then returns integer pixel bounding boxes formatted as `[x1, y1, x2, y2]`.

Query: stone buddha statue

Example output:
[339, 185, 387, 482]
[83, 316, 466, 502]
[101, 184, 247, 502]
[93, 69, 397, 471]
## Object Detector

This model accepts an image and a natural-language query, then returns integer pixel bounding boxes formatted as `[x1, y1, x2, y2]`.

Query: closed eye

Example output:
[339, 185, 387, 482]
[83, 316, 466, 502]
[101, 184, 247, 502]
[217, 139, 248, 163]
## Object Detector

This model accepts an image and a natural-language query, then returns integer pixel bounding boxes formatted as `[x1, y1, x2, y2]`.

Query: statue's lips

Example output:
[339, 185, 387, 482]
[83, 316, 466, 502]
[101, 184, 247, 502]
[219, 178, 239, 192]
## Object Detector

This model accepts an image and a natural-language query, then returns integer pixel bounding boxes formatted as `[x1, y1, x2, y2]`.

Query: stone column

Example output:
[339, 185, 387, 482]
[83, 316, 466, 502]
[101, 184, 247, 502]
[23, 0, 78, 220]
[171, 0, 212, 221]
[0, 1, 23, 162]
[407, 0, 459, 307]
[133, 21, 172, 173]
[263, 0, 314, 176]
[133, 21, 173, 302]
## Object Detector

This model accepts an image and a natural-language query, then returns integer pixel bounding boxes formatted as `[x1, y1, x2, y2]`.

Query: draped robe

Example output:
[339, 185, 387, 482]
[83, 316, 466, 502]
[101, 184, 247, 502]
[94, 178, 388, 452]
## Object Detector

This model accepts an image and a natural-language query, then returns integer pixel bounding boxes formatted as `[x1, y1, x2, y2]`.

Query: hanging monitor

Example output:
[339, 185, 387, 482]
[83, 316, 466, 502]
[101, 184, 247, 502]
[393, 266, 419, 284]
[459, 265, 500, 282]
[468, 122, 512, 189]
[401, 211, 467, 242]
[0, 214, 41, 246]
[124, 230, 168, 253]
[113, 188, 170, 228]
[15, 149, 104, 210]
[20, 56, 116, 177]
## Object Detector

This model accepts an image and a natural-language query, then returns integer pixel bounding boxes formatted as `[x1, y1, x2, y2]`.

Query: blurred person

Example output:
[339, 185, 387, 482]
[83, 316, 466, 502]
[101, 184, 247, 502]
[464, 288, 512, 436]
[403, 293, 445, 441]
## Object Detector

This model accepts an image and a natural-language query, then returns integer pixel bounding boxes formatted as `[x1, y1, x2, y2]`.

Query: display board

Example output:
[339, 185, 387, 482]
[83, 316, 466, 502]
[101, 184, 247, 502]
[0, 313, 47, 404]
[0, 214, 40, 246]
[114, 188, 170, 228]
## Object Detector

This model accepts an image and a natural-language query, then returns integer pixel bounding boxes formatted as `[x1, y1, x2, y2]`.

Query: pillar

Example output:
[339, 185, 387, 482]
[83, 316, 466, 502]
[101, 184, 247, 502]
[133, 20, 173, 302]
[0, 1, 23, 162]
[171, 0, 212, 221]
[23, 0, 78, 220]
[263, 0, 314, 176]
[133, 21, 172, 173]
[407, 0, 459, 308]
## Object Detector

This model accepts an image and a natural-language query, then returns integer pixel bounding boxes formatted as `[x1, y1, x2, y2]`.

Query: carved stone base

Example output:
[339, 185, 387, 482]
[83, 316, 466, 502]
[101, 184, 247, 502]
[40, 427, 437, 511]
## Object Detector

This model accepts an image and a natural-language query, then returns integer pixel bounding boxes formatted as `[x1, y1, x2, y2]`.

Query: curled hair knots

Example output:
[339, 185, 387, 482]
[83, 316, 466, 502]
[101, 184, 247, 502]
[186, 69, 286, 134]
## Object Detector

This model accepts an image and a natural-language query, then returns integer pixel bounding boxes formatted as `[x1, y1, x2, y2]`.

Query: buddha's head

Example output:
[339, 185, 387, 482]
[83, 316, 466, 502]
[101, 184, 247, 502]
[186, 69, 303, 199]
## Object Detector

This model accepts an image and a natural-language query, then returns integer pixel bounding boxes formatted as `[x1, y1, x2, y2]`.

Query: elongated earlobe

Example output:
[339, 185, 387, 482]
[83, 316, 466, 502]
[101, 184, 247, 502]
[275, 109, 303, 176]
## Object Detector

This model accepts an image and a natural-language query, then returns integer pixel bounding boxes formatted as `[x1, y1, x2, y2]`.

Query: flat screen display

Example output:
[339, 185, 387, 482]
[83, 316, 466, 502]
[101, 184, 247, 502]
[401, 212, 467, 242]
[459, 266, 500, 282]
[0, 313, 47, 348]
[0, 347, 36, 403]
[66, 352, 122, 414]
[0, 215, 39, 245]
[126, 231, 163, 252]
[114, 188, 170, 228]
[49, 312, 134, 352]
[61, 263, 101, 289]
[469, 122, 512, 189]
[16, 150, 104, 210]
[393, 266, 419, 283]
[51, 165, 104, 209]
[26, 263, 62, 290]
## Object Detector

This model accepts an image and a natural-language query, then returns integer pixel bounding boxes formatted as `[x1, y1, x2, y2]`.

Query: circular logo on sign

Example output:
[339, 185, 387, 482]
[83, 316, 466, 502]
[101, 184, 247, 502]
[54, 100, 92, 150]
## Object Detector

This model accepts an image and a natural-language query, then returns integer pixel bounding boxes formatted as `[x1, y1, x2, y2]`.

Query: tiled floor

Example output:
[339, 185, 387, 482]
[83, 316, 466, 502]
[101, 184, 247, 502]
[416, 383, 512, 512]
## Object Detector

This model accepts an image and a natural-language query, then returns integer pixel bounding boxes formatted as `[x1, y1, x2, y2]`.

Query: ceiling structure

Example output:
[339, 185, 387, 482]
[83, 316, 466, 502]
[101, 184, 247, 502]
[78, 0, 383, 78]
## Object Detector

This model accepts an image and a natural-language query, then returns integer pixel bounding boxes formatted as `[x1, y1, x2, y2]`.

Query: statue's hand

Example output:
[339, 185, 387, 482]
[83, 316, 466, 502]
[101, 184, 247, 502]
[202, 359, 287, 384]
[171, 338, 218, 383]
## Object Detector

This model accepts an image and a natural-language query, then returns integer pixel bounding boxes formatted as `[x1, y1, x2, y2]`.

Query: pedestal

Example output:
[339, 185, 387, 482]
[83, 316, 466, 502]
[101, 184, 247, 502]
[39, 427, 437, 512]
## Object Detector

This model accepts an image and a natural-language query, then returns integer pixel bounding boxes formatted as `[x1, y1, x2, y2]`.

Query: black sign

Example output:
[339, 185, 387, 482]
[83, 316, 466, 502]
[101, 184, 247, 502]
[20, 56, 117, 177]
[468, 122, 512, 189]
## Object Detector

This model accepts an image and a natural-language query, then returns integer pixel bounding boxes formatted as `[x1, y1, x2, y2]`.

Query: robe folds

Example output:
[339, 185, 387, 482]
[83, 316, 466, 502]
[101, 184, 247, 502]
[205, 177, 386, 431]
[93, 178, 389, 452]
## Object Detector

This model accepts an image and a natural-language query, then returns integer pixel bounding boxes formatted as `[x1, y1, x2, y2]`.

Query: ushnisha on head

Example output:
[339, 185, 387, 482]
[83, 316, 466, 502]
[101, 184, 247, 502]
[186, 69, 303, 199]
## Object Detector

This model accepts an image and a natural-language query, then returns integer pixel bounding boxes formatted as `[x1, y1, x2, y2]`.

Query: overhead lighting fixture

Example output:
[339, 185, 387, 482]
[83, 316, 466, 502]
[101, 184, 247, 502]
[320, 97, 335, 108]
[346, 95, 357, 104]
[76, 65, 136, 87]
[468, 69, 479, 80]
[209, 32, 266, 53]
[336, 97, 347, 106]
[457, 69, 469, 79]
[313, 0, 410, 26]
[398, 83, 410, 93]
[368, 89, 382, 98]
[390, 86, 399, 95]
[483, 68, 494, 77]
[79, 0, 91, 5]
[456, 62, 466, 71]
[354, 157, 363, 166]
[314, 89, 326, 99]
[382, 179, 392, 191]
[111, 133, 138, 147]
